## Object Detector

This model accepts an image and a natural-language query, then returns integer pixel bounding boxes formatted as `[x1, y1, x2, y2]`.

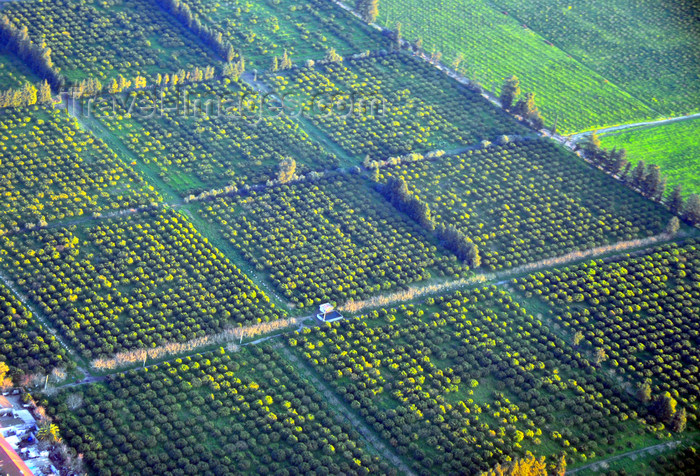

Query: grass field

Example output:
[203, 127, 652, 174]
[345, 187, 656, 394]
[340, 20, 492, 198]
[599, 117, 700, 196]
[493, 0, 700, 117]
[2, 0, 219, 83]
[376, 0, 655, 134]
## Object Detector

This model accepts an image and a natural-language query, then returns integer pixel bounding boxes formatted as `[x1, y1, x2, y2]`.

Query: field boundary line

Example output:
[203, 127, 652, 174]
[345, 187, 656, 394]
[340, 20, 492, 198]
[340, 231, 679, 314]
[339, 275, 487, 313]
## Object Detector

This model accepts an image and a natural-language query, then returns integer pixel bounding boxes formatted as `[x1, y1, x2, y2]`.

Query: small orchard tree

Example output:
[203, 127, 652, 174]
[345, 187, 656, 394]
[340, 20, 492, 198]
[500, 75, 520, 110]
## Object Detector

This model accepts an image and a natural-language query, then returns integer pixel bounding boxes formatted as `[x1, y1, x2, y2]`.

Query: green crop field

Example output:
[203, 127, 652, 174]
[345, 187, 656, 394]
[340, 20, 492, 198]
[201, 174, 467, 309]
[599, 117, 700, 196]
[0, 282, 67, 375]
[514, 239, 700, 409]
[47, 345, 390, 475]
[0, 210, 285, 359]
[376, 0, 655, 134]
[492, 0, 700, 117]
[90, 76, 340, 196]
[267, 52, 525, 159]
[0, 105, 159, 234]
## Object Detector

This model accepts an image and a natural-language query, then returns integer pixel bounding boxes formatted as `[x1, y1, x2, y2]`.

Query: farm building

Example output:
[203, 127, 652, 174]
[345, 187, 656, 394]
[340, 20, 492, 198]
[316, 303, 344, 323]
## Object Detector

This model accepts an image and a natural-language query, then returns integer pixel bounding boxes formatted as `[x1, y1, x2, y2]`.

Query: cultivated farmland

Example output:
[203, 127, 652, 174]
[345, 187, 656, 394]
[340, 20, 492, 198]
[201, 174, 466, 309]
[514, 239, 700, 409]
[0, 106, 159, 234]
[0, 282, 67, 375]
[266, 52, 524, 159]
[0, 210, 285, 359]
[184, 0, 386, 68]
[91, 77, 339, 195]
[0, 51, 39, 90]
[290, 286, 659, 474]
[47, 345, 391, 475]
[2, 0, 219, 83]
[0, 0, 696, 474]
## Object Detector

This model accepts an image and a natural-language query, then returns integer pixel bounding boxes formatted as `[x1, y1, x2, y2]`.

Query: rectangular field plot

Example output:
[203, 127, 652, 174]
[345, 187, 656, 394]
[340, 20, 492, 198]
[0, 282, 68, 375]
[0, 210, 285, 359]
[513, 239, 700, 410]
[183, 0, 387, 68]
[48, 345, 392, 475]
[91, 77, 339, 195]
[265, 52, 524, 160]
[199, 174, 467, 309]
[599, 117, 700, 196]
[379, 139, 669, 270]
[376, 0, 655, 134]
[0, 106, 159, 234]
[492, 0, 700, 118]
[1, 0, 219, 83]
[290, 286, 660, 474]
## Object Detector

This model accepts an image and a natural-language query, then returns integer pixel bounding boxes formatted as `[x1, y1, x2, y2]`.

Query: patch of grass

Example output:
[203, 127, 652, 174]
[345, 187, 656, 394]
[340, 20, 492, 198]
[599, 117, 700, 196]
